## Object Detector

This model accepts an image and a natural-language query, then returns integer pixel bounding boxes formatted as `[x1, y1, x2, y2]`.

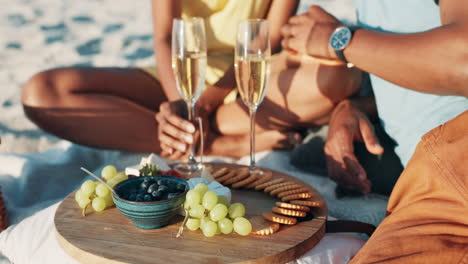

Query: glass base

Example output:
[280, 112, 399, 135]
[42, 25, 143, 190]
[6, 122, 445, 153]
[249, 166, 265, 176]
[171, 161, 204, 179]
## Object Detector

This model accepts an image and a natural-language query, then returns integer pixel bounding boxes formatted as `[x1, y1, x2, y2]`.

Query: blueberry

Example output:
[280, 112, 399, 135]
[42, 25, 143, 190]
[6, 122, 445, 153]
[135, 194, 144, 202]
[147, 183, 159, 194]
[128, 193, 137, 201]
[140, 182, 150, 191]
[151, 190, 162, 200]
[158, 185, 168, 193]
[143, 194, 152, 202]
[167, 193, 179, 199]
[157, 179, 166, 186]
[176, 183, 186, 192]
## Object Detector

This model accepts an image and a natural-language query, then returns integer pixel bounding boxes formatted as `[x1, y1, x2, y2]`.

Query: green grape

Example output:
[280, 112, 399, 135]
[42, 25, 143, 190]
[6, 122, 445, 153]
[92, 197, 106, 212]
[202, 191, 218, 211]
[186, 218, 201, 231]
[233, 217, 252, 236]
[74, 190, 86, 202]
[186, 190, 201, 208]
[228, 203, 245, 219]
[113, 172, 128, 183]
[80, 180, 96, 197]
[217, 195, 229, 207]
[95, 183, 110, 197]
[201, 220, 217, 237]
[103, 193, 115, 207]
[184, 200, 191, 210]
[200, 216, 211, 228]
[189, 204, 205, 219]
[101, 165, 117, 180]
[194, 183, 208, 197]
[106, 178, 118, 188]
[77, 196, 91, 209]
[209, 204, 228, 222]
[218, 218, 233, 234]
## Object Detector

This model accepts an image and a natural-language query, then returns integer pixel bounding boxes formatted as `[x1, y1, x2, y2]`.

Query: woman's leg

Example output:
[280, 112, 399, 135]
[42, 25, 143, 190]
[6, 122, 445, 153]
[214, 52, 362, 136]
[22, 67, 167, 152]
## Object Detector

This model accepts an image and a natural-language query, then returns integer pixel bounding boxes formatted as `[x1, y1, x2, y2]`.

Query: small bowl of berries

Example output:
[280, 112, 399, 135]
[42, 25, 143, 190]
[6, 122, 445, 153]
[112, 175, 188, 229]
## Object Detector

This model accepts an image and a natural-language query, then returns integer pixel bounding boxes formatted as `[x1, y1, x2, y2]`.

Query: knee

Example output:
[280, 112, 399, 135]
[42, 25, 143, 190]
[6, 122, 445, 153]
[22, 70, 57, 108]
[21, 68, 82, 108]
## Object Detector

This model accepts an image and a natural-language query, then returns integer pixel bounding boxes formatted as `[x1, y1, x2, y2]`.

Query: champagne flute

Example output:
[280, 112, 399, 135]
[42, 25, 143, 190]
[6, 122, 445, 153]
[171, 17, 207, 174]
[234, 19, 271, 174]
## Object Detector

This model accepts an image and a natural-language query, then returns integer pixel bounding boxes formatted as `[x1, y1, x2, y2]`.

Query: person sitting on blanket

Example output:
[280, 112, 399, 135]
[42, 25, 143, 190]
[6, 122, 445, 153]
[20, 0, 363, 159]
[281, 1, 468, 263]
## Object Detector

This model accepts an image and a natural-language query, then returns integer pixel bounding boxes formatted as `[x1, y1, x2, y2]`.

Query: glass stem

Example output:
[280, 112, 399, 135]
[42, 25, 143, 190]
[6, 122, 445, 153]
[187, 102, 197, 164]
[249, 107, 256, 170]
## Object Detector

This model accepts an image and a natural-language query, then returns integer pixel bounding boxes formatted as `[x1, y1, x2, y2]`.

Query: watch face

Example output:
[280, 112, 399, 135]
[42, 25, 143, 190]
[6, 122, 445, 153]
[330, 27, 352, 51]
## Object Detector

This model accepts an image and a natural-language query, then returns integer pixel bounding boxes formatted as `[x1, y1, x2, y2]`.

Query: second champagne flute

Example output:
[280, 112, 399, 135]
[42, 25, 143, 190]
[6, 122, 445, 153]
[171, 17, 207, 174]
[234, 19, 271, 175]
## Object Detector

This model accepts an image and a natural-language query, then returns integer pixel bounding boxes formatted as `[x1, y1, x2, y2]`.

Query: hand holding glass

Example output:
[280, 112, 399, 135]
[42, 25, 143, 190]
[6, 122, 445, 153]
[171, 17, 207, 173]
[234, 20, 271, 174]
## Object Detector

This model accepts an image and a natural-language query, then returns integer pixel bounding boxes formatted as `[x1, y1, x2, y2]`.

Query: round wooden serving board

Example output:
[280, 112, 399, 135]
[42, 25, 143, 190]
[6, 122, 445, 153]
[55, 162, 327, 264]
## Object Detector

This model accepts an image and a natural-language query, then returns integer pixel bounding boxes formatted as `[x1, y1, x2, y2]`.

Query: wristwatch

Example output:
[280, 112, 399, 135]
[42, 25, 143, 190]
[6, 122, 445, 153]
[329, 26, 354, 68]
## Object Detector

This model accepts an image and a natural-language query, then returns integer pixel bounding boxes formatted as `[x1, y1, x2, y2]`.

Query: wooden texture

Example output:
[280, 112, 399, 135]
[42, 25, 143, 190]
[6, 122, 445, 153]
[55, 162, 327, 264]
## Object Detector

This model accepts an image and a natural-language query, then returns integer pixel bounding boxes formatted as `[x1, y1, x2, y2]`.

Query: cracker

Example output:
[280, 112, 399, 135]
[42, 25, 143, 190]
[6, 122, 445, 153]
[245, 171, 273, 189]
[249, 216, 280, 235]
[272, 207, 307, 217]
[277, 188, 312, 199]
[264, 181, 297, 194]
[281, 192, 314, 202]
[216, 170, 237, 184]
[275, 202, 310, 212]
[290, 199, 324, 207]
[262, 212, 297, 225]
[254, 178, 285, 191]
[212, 167, 230, 178]
[231, 172, 259, 188]
[270, 184, 303, 196]
[222, 168, 250, 185]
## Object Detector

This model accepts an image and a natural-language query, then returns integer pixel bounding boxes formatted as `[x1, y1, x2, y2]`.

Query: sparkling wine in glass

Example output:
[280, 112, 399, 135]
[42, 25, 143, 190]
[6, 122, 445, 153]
[234, 19, 271, 174]
[171, 17, 207, 174]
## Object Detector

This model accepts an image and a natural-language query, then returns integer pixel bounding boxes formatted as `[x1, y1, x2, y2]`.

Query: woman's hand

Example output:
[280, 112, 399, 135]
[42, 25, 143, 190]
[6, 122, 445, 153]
[281, 6, 341, 60]
[155, 100, 196, 160]
[324, 100, 383, 194]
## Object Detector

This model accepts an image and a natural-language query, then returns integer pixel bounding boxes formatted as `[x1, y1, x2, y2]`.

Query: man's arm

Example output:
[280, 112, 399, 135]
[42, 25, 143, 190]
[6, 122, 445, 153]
[345, 0, 468, 97]
[151, 0, 181, 101]
[282, 0, 468, 97]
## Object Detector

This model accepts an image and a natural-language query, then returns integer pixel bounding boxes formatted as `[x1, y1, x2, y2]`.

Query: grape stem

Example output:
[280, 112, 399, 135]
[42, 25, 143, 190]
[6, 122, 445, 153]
[176, 208, 189, 238]
[80, 167, 119, 197]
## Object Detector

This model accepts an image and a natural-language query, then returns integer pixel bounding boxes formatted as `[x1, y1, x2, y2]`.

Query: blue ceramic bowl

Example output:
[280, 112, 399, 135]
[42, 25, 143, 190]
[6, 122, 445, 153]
[112, 176, 188, 229]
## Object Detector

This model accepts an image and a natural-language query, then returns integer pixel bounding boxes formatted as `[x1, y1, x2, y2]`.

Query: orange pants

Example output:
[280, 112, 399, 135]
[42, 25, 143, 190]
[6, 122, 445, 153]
[350, 111, 468, 264]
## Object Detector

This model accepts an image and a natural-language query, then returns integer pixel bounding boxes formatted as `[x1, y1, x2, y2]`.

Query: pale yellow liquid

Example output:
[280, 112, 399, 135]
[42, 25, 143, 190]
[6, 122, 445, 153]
[172, 53, 207, 103]
[234, 55, 270, 109]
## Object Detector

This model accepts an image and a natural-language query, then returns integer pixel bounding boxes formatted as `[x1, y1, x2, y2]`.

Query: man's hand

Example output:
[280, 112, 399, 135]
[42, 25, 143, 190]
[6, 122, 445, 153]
[281, 6, 341, 60]
[324, 100, 384, 194]
[155, 100, 196, 160]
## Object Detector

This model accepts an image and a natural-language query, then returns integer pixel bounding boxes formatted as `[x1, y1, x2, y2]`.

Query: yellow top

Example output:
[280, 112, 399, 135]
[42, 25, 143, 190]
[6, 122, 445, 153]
[181, 0, 272, 85]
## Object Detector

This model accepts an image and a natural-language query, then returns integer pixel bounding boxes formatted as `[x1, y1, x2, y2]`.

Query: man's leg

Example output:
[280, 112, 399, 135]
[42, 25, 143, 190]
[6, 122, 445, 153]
[350, 111, 468, 263]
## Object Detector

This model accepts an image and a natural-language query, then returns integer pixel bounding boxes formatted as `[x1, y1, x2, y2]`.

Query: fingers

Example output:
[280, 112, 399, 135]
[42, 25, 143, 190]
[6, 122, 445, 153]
[343, 156, 371, 193]
[158, 132, 187, 153]
[159, 103, 195, 133]
[358, 118, 384, 155]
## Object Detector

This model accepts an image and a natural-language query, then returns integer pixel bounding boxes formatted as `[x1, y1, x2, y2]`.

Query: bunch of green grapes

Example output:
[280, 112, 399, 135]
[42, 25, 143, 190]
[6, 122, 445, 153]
[74, 165, 128, 215]
[184, 183, 252, 237]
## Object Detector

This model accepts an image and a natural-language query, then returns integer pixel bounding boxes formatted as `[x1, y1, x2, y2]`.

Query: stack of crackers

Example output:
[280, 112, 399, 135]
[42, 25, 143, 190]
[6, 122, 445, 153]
[212, 167, 323, 236]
